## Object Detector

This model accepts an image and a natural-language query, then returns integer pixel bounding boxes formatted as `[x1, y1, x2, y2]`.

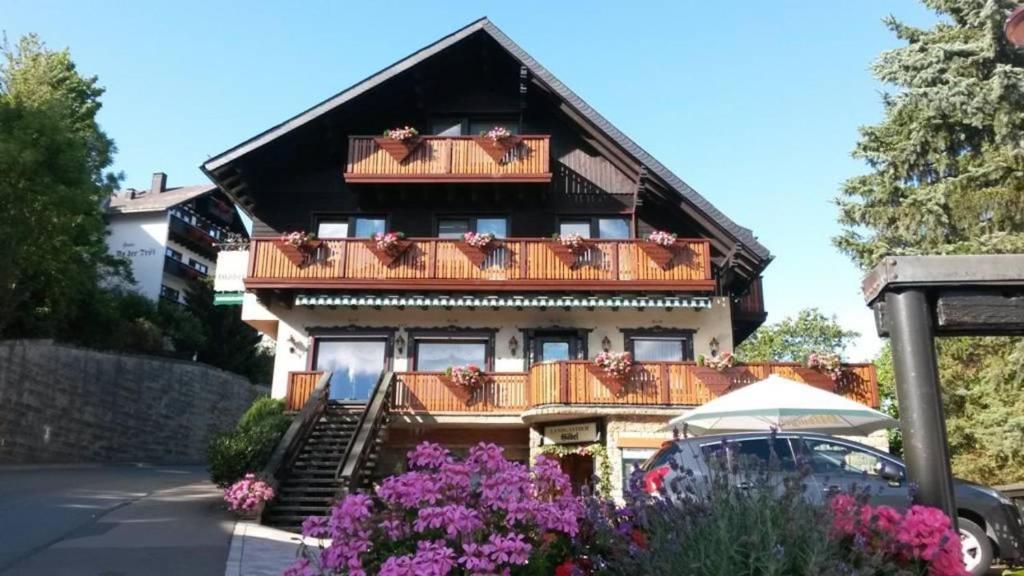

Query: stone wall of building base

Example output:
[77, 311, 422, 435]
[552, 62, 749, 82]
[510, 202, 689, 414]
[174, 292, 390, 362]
[0, 340, 266, 464]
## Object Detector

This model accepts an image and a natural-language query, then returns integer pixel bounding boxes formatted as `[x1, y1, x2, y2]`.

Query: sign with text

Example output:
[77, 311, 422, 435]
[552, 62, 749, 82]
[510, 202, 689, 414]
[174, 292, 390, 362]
[214, 250, 248, 292]
[542, 422, 599, 445]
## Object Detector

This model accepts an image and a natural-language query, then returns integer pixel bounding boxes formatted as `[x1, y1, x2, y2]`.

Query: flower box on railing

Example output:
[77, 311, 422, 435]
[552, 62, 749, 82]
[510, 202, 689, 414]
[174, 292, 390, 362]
[373, 136, 421, 163]
[473, 127, 521, 163]
[367, 232, 411, 266]
[454, 232, 499, 267]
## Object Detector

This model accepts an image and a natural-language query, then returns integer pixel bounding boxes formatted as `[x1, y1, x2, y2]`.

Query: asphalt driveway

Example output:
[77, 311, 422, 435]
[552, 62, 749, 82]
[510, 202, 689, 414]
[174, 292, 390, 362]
[0, 464, 234, 576]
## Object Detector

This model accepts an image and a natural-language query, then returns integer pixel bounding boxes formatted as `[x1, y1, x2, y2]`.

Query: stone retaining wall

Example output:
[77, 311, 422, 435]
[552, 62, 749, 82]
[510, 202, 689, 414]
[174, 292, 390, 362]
[0, 340, 267, 464]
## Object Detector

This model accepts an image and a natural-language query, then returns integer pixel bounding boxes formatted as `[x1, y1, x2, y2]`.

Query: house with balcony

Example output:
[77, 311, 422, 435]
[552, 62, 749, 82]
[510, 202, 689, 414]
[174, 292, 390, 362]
[105, 172, 248, 305]
[202, 18, 879, 530]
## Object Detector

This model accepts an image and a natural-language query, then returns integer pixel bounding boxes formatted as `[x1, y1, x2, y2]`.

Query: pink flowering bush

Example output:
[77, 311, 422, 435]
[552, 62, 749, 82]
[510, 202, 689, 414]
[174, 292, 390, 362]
[374, 231, 406, 254]
[698, 351, 736, 371]
[594, 351, 633, 380]
[462, 231, 494, 249]
[480, 126, 513, 142]
[829, 494, 967, 576]
[807, 351, 845, 381]
[646, 230, 677, 247]
[554, 233, 587, 253]
[445, 364, 488, 390]
[384, 126, 419, 141]
[289, 442, 582, 576]
[223, 473, 274, 512]
[281, 230, 317, 248]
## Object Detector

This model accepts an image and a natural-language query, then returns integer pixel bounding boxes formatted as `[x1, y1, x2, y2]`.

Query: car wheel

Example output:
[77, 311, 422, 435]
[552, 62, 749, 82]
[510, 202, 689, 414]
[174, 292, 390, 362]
[958, 517, 992, 576]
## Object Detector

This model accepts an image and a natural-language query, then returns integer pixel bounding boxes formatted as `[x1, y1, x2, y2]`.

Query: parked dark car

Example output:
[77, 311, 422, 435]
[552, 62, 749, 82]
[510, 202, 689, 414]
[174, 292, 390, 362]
[640, 432, 1024, 576]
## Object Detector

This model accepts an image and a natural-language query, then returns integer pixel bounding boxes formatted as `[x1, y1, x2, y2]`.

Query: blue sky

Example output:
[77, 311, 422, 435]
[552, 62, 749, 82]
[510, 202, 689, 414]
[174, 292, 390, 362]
[4, 1, 938, 360]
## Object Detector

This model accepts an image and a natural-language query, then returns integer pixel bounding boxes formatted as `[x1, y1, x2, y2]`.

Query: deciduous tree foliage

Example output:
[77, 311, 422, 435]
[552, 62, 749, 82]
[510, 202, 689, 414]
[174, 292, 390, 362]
[838, 1, 1024, 483]
[736, 308, 859, 363]
[0, 34, 121, 336]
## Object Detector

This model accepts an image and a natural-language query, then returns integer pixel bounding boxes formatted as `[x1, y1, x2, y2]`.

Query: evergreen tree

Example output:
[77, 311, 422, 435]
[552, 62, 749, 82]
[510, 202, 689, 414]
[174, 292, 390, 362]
[837, 1, 1024, 484]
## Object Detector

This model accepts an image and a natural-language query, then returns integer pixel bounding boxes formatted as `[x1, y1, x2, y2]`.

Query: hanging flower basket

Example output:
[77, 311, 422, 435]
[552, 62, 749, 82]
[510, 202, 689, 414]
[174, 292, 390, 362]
[278, 231, 324, 267]
[441, 364, 487, 401]
[454, 232, 498, 267]
[639, 230, 678, 269]
[374, 126, 421, 163]
[548, 233, 589, 267]
[366, 231, 410, 266]
[691, 366, 735, 397]
[473, 126, 522, 163]
[588, 352, 633, 395]
[805, 352, 845, 383]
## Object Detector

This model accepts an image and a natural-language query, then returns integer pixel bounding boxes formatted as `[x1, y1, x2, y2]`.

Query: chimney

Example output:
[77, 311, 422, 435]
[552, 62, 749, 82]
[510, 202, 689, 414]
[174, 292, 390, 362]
[151, 172, 167, 194]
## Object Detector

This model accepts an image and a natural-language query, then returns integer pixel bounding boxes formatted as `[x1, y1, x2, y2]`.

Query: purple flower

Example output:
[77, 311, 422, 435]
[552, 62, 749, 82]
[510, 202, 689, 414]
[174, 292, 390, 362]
[487, 533, 532, 565]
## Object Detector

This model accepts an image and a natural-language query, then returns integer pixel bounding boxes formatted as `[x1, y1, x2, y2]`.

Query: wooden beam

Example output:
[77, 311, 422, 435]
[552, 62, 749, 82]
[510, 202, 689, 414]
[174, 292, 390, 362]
[936, 289, 1024, 334]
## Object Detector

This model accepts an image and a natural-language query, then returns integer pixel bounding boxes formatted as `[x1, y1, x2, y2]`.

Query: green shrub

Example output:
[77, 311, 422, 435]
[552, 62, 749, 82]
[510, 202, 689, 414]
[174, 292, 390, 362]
[208, 396, 291, 487]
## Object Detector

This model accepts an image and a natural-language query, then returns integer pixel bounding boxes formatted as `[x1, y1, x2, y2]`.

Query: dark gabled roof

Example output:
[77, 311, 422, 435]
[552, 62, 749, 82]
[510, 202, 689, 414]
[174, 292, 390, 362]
[106, 184, 216, 215]
[201, 17, 769, 261]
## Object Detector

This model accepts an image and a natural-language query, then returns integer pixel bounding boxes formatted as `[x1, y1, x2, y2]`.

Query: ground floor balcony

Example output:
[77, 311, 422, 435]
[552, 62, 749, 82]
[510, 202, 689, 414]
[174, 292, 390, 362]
[246, 237, 713, 292]
[285, 361, 878, 414]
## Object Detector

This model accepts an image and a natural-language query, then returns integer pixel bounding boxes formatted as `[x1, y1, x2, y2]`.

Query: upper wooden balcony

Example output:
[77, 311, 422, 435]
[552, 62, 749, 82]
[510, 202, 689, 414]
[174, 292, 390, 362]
[344, 135, 551, 184]
[286, 361, 879, 415]
[245, 237, 714, 291]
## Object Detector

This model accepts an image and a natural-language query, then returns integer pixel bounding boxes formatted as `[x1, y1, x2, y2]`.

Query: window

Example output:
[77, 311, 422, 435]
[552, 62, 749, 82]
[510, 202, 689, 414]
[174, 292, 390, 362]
[801, 438, 888, 477]
[313, 338, 390, 401]
[413, 338, 490, 371]
[165, 247, 182, 261]
[468, 119, 518, 137]
[317, 220, 350, 238]
[160, 285, 181, 303]
[597, 218, 630, 239]
[438, 217, 508, 239]
[559, 220, 591, 239]
[559, 217, 631, 239]
[701, 438, 796, 472]
[188, 258, 209, 275]
[624, 331, 694, 361]
[432, 119, 463, 136]
[438, 219, 470, 239]
[354, 217, 386, 238]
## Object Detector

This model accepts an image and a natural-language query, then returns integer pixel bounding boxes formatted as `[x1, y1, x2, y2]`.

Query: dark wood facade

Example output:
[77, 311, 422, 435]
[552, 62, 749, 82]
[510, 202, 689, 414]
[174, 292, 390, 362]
[203, 20, 771, 337]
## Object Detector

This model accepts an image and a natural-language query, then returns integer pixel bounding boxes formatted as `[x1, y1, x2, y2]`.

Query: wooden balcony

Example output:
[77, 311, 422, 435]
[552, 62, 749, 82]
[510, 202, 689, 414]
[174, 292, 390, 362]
[286, 362, 878, 414]
[246, 237, 714, 291]
[344, 135, 551, 183]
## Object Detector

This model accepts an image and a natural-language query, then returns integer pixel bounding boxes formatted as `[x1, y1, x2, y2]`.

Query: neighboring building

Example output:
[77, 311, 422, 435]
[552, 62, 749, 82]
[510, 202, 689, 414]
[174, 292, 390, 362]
[201, 19, 879, 527]
[105, 172, 247, 305]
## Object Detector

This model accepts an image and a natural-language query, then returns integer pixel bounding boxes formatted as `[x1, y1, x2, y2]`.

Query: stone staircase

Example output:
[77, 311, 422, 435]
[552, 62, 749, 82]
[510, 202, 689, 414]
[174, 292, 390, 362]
[262, 402, 367, 531]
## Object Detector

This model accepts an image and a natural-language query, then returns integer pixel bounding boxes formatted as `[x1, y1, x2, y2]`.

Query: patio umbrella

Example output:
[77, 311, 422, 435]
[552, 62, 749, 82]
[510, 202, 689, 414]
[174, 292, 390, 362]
[666, 374, 897, 436]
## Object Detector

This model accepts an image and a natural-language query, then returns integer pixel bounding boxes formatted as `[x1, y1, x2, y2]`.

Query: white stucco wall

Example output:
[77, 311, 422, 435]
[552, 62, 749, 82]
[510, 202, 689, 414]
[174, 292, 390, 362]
[106, 212, 170, 301]
[247, 296, 735, 399]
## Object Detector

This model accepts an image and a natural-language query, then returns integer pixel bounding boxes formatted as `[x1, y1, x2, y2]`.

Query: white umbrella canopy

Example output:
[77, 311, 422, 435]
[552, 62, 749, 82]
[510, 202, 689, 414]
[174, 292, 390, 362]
[666, 374, 897, 436]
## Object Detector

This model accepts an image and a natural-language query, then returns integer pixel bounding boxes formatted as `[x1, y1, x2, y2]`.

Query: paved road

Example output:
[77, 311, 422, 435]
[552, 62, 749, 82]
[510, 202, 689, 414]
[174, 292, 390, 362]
[0, 464, 235, 576]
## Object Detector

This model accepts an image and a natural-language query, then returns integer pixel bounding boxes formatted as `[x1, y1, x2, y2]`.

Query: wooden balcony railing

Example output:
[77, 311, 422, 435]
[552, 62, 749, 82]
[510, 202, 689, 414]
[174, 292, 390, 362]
[344, 135, 551, 183]
[285, 371, 323, 411]
[246, 238, 714, 291]
[285, 362, 879, 414]
[392, 372, 530, 414]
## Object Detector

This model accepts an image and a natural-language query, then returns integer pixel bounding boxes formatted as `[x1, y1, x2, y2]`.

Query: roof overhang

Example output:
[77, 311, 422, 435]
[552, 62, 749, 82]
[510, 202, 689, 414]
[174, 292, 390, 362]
[294, 293, 712, 311]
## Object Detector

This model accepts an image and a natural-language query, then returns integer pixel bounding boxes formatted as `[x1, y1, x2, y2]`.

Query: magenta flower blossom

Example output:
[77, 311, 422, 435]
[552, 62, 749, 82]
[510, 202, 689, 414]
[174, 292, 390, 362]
[289, 441, 582, 575]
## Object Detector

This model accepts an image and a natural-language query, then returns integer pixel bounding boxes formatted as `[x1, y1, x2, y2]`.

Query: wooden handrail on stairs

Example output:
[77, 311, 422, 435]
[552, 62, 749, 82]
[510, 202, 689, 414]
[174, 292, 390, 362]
[259, 371, 332, 508]
[336, 371, 396, 495]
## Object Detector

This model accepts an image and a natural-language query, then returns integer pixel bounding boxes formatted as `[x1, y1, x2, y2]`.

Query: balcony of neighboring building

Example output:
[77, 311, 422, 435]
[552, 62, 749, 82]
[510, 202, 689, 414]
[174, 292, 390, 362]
[344, 135, 551, 184]
[284, 361, 879, 415]
[167, 205, 232, 258]
[162, 247, 210, 282]
[244, 236, 713, 292]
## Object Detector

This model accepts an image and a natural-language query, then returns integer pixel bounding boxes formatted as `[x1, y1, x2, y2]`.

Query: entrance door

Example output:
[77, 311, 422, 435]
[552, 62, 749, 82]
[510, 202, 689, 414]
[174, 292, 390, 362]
[313, 338, 389, 402]
[559, 453, 595, 495]
[531, 331, 585, 364]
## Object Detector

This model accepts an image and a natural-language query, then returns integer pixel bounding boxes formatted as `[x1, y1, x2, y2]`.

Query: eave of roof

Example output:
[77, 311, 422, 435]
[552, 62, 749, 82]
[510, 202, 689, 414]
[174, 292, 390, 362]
[106, 184, 216, 215]
[294, 293, 712, 310]
[201, 17, 770, 262]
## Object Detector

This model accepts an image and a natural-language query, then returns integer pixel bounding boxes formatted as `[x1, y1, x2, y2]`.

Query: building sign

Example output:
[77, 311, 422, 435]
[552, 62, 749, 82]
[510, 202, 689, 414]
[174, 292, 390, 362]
[542, 422, 599, 445]
[214, 250, 248, 293]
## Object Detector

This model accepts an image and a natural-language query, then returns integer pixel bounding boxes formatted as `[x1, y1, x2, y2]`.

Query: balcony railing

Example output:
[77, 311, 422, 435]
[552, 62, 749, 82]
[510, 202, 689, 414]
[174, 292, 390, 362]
[344, 135, 551, 183]
[246, 238, 713, 291]
[286, 361, 879, 414]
